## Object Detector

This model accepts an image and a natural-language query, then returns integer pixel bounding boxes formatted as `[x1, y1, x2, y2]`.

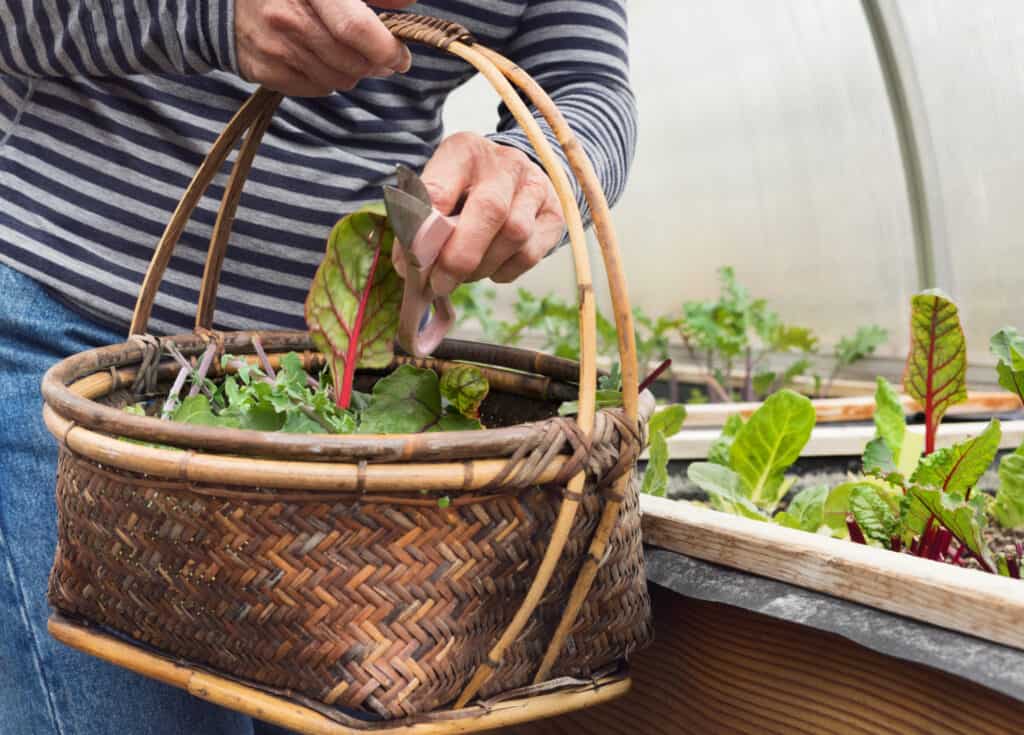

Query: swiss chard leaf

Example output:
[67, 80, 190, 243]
[440, 365, 489, 419]
[992, 445, 1024, 530]
[908, 486, 995, 571]
[641, 405, 687, 497]
[862, 437, 896, 475]
[305, 204, 402, 409]
[172, 395, 241, 428]
[823, 480, 898, 536]
[909, 419, 1001, 493]
[687, 462, 767, 521]
[873, 377, 905, 460]
[990, 327, 1024, 404]
[357, 365, 483, 434]
[708, 414, 744, 467]
[849, 484, 899, 546]
[729, 389, 815, 506]
[773, 484, 828, 533]
[903, 291, 968, 453]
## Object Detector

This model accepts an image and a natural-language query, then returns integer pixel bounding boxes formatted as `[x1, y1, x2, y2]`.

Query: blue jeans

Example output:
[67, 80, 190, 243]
[0, 263, 293, 735]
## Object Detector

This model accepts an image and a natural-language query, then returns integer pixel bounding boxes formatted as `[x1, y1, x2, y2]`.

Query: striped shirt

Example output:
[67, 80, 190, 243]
[0, 1, 635, 335]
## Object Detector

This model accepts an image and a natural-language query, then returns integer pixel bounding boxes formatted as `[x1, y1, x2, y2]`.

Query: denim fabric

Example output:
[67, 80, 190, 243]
[0, 263, 293, 735]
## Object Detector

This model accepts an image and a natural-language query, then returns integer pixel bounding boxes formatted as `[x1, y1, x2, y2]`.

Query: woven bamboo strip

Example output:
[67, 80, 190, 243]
[195, 93, 282, 330]
[129, 87, 280, 335]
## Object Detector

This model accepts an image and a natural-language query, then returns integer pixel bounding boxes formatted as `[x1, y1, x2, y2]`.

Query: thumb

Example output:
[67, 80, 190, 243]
[420, 134, 479, 214]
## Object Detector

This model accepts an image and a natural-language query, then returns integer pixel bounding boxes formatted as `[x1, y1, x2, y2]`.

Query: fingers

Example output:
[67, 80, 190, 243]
[469, 170, 548, 281]
[430, 158, 519, 295]
[308, 0, 412, 72]
[491, 207, 563, 283]
[420, 132, 478, 214]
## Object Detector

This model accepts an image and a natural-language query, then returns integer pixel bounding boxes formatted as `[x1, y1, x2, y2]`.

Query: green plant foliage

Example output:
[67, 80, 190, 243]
[708, 414, 743, 467]
[992, 444, 1024, 530]
[357, 365, 482, 434]
[305, 204, 402, 407]
[773, 485, 828, 533]
[439, 365, 489, 419]
[990, 327, 1024, 403]
[729, 390, 816, 507]
[861, 437, 896, 475]
[848, 484, 899, 546]
[873, 377, 905, 459]
[910, 419, 1001, 493]
[686, 462, 767, 521]
[904, 290, 968, 451]
[641, 404, 688, 497]
[834, 325, 889, 374]
[908, 486, 994, 571]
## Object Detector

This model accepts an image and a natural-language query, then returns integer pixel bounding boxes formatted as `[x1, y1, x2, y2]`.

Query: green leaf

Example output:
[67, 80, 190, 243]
[752, 371, 776, 397]
[281, 411, 327, 434]
[774, 484, 828, 532]
[910, 419, 1001, 493]
[862, 437, 896, 475]
[993, 445, 1024, 529]
[641, 405, 687, 497]
[305, 205, 402, 404]
[687, 462, 767, 521]
[357, 365, 482, 434]
[991, 327, 1024, 403]
[904, 291, 968, 442]
[769, 325, 818, 353]
[849, 484, 899, 545]
[600, 362, 623, 391]
[835, 325, 889, 370]
[729, 390, 815, 506]
[823, 481, 893, 535]
[908, 485, 995, 571]
[708, 414, 743, 467]
[440, 365, 490, 419]
[172, 395, 240, 428]
[873, 377, 905, 460]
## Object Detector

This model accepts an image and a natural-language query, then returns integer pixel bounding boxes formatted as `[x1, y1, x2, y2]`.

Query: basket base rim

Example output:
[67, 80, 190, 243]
[48, 613, 630, 734]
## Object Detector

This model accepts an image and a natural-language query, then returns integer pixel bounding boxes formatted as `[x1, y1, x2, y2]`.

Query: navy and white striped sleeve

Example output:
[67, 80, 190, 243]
[0, 1, 236, 77]
[487, 0, 637, 222]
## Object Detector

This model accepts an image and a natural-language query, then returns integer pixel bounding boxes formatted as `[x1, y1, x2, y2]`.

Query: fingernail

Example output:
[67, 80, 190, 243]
[370, 66, 395, 79]
[432, 272, 458, 297]
[393, 46, 413, 73]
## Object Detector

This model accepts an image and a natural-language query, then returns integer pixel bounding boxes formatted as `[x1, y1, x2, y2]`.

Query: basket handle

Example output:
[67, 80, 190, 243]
[126, 12, 641, 704]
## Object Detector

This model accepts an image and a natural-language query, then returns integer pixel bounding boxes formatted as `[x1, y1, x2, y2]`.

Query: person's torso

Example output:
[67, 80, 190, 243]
[0, 1, 527, 334]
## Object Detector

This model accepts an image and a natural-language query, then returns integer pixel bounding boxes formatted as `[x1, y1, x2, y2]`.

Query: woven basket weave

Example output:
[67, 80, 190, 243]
[43, 13, 653, 724]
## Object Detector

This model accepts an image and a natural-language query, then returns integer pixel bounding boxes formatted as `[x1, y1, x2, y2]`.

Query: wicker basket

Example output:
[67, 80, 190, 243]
[42, 13, 652, 729]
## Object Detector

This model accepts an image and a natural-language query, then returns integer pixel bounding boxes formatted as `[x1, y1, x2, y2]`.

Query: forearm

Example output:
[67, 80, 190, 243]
[486, 0, 636, 226]
[488, 74, 638, 225]
[0, 0, 235, 78]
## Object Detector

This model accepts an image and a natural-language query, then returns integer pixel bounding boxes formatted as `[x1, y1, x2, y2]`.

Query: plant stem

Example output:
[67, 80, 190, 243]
[251, 335, 275, 379]
[846, 514, 867, 545]
[336, 228, 383, 409]
[951, 544, 967, 566]
[161, 364, 191, 419]
[638, 359, 672, 394]
[742, 347, 753, 401]
[187, 343, 217, 398]
[166, 344, 215, 401]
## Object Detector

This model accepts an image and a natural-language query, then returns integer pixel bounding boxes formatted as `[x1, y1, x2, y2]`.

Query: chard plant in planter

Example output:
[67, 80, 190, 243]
[687, 289, 1024, 578]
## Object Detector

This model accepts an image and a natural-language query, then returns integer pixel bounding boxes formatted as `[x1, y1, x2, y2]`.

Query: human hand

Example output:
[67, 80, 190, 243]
[235, 0, 415, 96]
[419, 133, 565, 295]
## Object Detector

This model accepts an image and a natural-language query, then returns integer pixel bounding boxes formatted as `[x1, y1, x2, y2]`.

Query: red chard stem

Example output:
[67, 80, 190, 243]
[337, 231, 383, 410]
[846, 514, 867, 545]
[638, 358, 672, 394]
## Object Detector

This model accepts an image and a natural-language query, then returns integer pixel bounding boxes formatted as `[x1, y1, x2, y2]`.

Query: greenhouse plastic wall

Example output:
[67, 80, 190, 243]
[443, 0, 1023, 374]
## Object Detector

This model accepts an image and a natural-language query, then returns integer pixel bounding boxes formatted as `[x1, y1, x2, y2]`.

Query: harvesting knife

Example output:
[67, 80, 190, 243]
[383, 164, 457, 357]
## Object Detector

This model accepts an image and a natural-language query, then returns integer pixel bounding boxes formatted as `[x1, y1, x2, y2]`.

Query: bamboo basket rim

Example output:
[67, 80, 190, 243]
[43, 330, 656, 466]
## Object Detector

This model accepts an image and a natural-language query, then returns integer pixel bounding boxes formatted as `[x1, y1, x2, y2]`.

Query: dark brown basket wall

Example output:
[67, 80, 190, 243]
[42, 12, 653, 725]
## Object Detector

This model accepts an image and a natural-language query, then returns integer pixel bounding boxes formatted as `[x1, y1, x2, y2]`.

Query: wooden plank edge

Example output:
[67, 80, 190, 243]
[640, 494, 1024, 652]
[48, 615, 629, 735]
[681, 390, 1021, 429]
[656, 419, 1024, 461]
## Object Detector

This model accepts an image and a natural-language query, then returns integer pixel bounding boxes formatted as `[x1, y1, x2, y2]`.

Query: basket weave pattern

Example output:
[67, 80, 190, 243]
[49, 433, 650, 718]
